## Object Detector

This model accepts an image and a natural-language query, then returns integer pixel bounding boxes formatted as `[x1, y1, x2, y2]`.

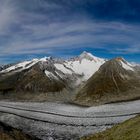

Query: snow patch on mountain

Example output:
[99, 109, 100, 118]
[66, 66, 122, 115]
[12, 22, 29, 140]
[45, 70, 58, 80]
[65, 59, 104, 80]
[79, 51, 105, 62]
[0, 52, 106, 82]
[54, 64, 73, 74]
[120, 61, 134, 71]
[0, 57, 51, 73]
[114, 57, 134, 71]
[64, 52, 105, 80]
[0, 52, 106, 83]
[40, 57, 51, 62]
[0, 60, 38, 73]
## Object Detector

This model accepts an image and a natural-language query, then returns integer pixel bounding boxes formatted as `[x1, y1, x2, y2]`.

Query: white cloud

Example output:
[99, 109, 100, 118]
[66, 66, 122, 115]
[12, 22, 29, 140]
[0, 0, 17, 34]
[0, 0, 140, 62]
[1, 20, 140, 55]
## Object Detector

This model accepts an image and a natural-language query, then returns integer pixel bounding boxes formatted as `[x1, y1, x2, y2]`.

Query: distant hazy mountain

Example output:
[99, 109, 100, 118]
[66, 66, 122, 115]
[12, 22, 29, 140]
[75, 57, 140, 106]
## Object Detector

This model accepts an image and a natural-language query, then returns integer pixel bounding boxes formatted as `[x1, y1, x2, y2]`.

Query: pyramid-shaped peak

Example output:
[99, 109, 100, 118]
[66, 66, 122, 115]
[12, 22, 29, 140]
[39, 56, 53, 62]
[113, 57, 132, 66]
[79, 51, 105, 63]
[80, 51, 94, 58]
[79, 51, 97, 61]
[114, 57, 131, 65]
[115, 57, 125, 61]
[103, 57, 134, 72]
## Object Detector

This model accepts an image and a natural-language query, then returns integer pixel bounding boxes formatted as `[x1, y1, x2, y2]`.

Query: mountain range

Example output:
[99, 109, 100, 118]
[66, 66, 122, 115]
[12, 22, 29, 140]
[0, 52, 140, 105]
[75, 57, 140, 106]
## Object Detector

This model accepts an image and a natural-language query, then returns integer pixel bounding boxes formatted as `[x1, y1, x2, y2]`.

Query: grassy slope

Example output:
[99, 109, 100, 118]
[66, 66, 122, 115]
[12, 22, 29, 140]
[81, 115, 140, 140]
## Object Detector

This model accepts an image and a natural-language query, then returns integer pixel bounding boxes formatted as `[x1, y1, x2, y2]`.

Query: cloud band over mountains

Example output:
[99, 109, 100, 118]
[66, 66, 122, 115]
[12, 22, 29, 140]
[0, 0, 140, 63]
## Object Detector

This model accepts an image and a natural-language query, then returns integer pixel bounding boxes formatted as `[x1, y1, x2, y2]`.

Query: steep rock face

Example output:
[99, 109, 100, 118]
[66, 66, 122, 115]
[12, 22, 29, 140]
[0, 121, 39, 140]
[0, 61, 70, 94]
[0, 52, 105, 95]
[15, 62, 67, 93]
[75, 58, 140, 106]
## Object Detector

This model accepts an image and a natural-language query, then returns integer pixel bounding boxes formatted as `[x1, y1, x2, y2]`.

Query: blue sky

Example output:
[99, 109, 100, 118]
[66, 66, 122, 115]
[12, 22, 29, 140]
[0, 0, 140, 64]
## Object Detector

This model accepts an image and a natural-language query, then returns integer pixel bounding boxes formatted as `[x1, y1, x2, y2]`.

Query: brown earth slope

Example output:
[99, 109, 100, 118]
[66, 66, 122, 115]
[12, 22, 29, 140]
[75, 58, 140, 106]
[0, 62, 67, 100]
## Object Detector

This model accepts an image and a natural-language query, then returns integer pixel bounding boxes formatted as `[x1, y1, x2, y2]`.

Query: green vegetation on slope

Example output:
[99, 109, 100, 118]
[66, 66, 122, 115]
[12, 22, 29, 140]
[81, 115, 140, 140]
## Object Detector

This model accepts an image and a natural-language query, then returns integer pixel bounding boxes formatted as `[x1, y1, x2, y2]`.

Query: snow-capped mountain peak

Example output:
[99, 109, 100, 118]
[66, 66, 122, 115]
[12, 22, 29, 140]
[61, 52, 106, 80]
[115, 57, 134, 71]
[0, 59, 39, 73]
[39, 56, 52, 61]
[78, 51, 104, 62]
[79, 51, 94, 60]
[0, 56, 53, 73]
[0, 52, 106, 82]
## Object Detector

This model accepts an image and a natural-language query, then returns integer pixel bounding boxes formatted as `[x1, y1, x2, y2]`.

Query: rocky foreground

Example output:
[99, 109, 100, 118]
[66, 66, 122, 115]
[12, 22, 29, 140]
[0, 121, 39, 140]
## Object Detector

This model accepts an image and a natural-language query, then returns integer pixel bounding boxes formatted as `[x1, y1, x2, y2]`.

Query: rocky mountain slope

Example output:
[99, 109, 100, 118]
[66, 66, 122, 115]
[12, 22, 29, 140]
[0, 52, 105, 81]
[0, 121, 39, 140]
[75, 57, 140, 106]
[0, 66, 3, 71]
[0, 52, 105, 100]
[0, 52, 139, 104]
[0, 58, 73, 94]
